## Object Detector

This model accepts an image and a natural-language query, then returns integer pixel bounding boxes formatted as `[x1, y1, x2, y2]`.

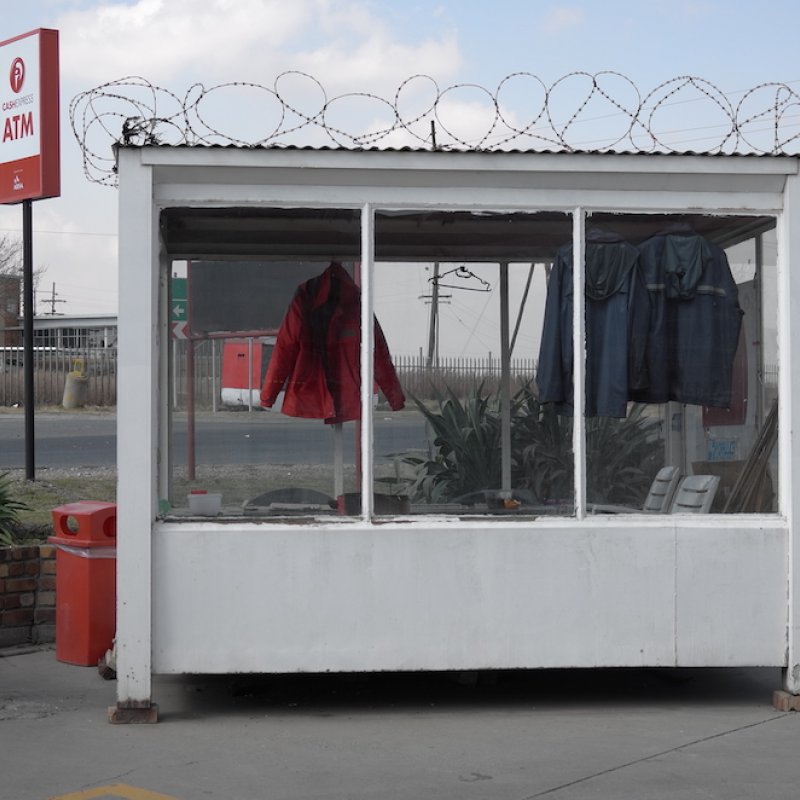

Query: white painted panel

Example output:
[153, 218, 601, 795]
[675, 527, 787, 665]
[152, 182, 785, 218]
[780, 173, 800, 691]
[152, 524, 678, 674]
[115, 148, 157, 705]
[140, 147, 797, 183]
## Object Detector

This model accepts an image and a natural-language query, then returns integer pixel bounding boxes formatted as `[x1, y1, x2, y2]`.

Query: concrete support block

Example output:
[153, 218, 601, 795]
[108, 703, 159, 724]
[773, 690, 800, 711]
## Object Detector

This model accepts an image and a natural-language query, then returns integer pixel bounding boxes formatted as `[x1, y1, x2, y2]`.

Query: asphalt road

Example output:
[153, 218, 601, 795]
[0, 409, 429, 469]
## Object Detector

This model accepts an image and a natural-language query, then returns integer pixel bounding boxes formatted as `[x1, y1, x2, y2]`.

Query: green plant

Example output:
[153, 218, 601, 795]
[0, 472, 31, 546]
[402, 383, 504, 503]
[404, 381, 663, 507]
[514, 385, 662, 506]
[585, 403, 662, 505]
[511, 386, 573, 502]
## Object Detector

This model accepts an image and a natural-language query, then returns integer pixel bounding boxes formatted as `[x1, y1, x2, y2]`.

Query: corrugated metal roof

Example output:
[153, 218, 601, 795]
[118, 140, 797, 159]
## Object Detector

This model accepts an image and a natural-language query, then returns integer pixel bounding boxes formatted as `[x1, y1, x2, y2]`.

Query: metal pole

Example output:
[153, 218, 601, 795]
[500, 263, 511, 495]
[359, 208, 375, 517]
[755, 233, 764, 428]
[333, 422, 343, 500]
[572, 209, 586, 517]
[211, 338, 217, 414]
[22, 200, 35, 481]
[510, 263, 535, 359]
[186, 338, 196, 481]
[247, 336, 253, 412]
[426, 263, 439, 367]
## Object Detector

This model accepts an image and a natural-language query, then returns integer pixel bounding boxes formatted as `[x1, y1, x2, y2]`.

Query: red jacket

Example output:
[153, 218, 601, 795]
[260, 263, 405, 424]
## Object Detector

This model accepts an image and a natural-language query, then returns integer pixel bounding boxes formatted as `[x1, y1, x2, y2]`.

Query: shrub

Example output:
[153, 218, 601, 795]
[404, 382, 662, 507]
[402, 383, 504, 503]
[0, 472, 31, 546]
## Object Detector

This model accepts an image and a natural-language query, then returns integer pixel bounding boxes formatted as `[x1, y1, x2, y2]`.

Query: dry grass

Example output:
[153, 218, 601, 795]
[4, 462, 388, 539]
[4, 466, 117, 539]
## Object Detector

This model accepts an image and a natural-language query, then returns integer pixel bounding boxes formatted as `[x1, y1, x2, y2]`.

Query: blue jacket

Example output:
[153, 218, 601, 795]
[631, 232, 743, 408]
[537, 230, 650, 418]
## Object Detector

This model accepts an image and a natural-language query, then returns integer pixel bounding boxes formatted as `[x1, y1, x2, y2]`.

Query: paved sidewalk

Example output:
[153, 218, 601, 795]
[1, 646, 799, 800]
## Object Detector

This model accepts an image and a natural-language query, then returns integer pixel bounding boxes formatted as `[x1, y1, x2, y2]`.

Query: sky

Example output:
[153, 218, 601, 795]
[0, 0, 798, 356]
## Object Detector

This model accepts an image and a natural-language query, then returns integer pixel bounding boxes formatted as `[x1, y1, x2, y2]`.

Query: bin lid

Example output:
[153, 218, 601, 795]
[50, 501, 117, 545]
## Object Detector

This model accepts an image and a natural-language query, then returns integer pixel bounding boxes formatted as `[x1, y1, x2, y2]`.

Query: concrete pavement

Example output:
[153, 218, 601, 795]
[1, 645, 799, 800]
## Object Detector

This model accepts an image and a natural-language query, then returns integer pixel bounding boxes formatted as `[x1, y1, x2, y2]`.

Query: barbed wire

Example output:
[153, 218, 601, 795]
[69, 71, 800, 186]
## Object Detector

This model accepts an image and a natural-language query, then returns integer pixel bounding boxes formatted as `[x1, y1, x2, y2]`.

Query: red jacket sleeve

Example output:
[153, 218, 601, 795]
[260, 291, 303, 407]
[374, 319, 405, 411]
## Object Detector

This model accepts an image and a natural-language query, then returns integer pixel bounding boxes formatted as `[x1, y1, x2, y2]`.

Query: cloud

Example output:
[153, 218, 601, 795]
[58, 0, 310, 83]
[682, 2, 719, 16]
[56, 0, 461, 96]
[542, 7, 585, 34]
[61, 0, 463, 153]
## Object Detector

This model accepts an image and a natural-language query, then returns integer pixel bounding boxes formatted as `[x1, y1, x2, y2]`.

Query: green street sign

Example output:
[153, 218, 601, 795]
[171, 277, 187, 323]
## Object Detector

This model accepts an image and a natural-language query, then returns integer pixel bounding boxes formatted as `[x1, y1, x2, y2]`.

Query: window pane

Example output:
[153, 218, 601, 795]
[583, 213, 778, 514]
[372, 210, 575, 517]
[163, 207, 363, 519]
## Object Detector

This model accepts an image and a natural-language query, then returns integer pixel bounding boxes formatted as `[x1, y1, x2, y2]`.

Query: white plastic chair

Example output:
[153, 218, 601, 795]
[589, 465, 682, 514]
[670, 475, 720, 514]
[641, 465, 683, 513]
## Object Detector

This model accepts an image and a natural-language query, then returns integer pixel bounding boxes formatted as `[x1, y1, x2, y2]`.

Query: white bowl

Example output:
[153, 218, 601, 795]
[187, 492, 222, 516]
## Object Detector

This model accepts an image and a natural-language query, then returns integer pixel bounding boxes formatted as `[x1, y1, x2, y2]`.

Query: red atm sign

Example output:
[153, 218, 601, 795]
[0, 28, 60, 204]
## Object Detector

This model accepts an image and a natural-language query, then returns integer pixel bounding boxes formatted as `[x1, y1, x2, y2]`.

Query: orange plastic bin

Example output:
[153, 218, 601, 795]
[48, 501, 117, 666]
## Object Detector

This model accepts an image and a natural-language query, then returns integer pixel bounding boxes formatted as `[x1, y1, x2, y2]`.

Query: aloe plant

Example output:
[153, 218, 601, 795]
[404, 382, 662, 506]
[0, 472, 29, 547]
[512, 387, 574, 503]
[585, 403, 663, 505]
[403, 383, 504, 503]
[513, 384, 662, 505]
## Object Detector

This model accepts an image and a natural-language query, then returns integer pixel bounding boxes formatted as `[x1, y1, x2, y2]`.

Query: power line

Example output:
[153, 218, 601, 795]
[0, 227, 117, 238]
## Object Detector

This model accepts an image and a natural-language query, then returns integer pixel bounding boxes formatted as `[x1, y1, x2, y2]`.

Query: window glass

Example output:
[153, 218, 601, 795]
[371, 210, 575, 517]
[164, 208, 362, 518]
[582, 213, 778, 514]
[161, 207, 779, 520]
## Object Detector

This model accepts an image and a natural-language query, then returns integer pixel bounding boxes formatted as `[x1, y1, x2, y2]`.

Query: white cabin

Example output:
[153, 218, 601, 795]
[113, 144, 799, 720]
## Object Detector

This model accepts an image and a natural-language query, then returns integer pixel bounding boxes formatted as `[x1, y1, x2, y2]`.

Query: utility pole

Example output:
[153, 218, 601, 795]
[421, 263, 450, 368]
[426, 263, 439, 368]
[43, 281, 66, 315]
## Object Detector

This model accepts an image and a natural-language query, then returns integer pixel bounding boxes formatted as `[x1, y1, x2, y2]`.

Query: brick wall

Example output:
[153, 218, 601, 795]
[0, 544, 56, 648]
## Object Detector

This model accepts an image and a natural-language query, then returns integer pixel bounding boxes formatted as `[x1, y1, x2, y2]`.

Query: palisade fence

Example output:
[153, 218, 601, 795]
[172, 344, 540, 410]
[391, 354, 538, 401]
[1, 342, 781, 410]
[0, 346, 118, 408]
[1, 342, 538, 409]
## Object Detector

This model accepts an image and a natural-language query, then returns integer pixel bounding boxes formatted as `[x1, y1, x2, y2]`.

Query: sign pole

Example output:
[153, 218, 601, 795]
[22, 198, 34, 480]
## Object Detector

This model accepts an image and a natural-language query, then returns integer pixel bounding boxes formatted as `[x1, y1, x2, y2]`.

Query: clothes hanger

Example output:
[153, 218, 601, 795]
[429, 265, 492, 292]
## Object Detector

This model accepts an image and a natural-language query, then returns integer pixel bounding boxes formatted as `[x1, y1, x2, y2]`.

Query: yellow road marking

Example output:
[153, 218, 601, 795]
[49, 784, 180, 800]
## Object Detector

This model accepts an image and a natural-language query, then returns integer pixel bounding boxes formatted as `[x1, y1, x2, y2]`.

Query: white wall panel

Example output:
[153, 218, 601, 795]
[675, 527, 787, 665]
[149, 524, 781, 675]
